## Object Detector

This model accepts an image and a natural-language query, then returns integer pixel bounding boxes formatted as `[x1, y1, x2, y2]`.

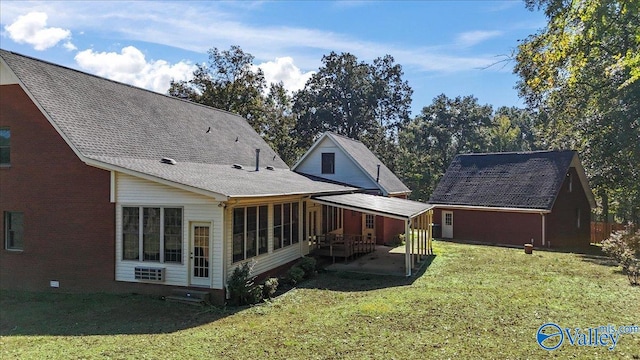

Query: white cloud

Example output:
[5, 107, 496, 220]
[256, 57, 314, 93]
[63, 41, 77, 51]
[74, 46, 197, 93]
[4, 11, 73, 50]
[456, 30, 503, 47]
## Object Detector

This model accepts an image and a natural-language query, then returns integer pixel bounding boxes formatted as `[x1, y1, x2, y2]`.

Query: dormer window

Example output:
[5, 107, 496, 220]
[321, 153, 335, 174]
[0, 128, 10, 166]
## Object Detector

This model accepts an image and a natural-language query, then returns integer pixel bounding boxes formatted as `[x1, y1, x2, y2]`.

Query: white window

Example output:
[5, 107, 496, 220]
[365, 214, 375, 229]
[122, 207, 182, 263]
[444, 212, 453, 226]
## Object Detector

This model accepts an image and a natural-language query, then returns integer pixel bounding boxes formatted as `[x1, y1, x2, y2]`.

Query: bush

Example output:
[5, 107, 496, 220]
[602, 227, 640, 286]
[299, 256, 317, 278]
[262, 277, 279, 299]
[287, 266, 305, 285]
[227, 261, 263, 305]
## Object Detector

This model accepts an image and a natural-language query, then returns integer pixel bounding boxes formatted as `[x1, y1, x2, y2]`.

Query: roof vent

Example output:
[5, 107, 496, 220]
[160, 157, 177, 165]
[266, 166, 275, 171]
[232, 164, 244, 170]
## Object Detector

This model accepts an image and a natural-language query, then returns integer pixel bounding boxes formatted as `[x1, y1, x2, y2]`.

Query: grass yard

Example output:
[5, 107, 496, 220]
[1, 241, 639, 359]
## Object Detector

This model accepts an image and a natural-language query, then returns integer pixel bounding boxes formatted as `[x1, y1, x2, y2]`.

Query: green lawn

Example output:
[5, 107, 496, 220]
[1, 241, 639, 359]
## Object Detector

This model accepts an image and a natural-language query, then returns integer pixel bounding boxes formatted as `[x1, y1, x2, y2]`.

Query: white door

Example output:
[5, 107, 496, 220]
[362, 213, 376, 242]
[442, 211, 453, 239]
[190, 222, 211, 287]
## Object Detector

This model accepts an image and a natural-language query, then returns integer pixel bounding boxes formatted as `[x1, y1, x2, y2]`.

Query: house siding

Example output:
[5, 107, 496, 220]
[546, 167, 591, 247]
[295, 137, 378, 189]
[432, 208, 543, 247]
[115, 173, 224, 289]
[0, 84, 116, 292]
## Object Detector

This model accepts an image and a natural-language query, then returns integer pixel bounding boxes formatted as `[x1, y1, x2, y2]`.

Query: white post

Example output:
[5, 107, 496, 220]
[405, 219, 411, 277]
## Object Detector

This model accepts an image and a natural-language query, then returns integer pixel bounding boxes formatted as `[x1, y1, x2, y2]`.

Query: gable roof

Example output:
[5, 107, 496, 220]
[0, 49, 353, 199]
[292, 132, 410, 195]
[429, 150, 595, 211]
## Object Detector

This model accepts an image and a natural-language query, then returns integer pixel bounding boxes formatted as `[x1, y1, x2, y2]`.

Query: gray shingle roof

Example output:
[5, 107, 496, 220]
[1, 49, 353, 198]
[429, 150, 579, 210]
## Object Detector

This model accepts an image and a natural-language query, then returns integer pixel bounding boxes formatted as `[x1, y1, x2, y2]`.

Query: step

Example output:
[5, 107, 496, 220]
[165, 295, 207, 305]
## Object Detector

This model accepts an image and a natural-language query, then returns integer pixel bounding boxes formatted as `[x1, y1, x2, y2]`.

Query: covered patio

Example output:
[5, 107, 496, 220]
[310, 193, 434, 276]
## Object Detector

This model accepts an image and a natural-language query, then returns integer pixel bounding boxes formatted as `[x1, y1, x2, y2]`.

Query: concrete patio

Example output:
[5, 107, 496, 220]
[323, 245, 427, 276]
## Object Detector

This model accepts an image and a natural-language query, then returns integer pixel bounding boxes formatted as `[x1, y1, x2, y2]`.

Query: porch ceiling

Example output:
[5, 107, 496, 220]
[311, 193, 434, 220]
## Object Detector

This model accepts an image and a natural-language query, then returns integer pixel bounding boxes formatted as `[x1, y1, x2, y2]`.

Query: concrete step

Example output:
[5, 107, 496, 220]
[165, 288, 210, 305]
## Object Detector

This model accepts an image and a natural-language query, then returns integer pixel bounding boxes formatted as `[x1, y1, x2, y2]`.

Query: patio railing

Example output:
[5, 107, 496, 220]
[310, 234, 376, 263]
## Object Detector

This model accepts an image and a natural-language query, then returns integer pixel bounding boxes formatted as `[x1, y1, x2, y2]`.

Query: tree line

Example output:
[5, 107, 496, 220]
[168, 0, 639, 226]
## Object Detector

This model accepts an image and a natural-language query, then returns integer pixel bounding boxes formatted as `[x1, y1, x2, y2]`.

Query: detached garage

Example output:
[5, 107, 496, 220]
[429, 150, 595, 248]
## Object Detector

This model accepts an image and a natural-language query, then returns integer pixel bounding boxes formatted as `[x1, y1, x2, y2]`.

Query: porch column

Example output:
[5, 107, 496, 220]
[405, 219, 411, 277]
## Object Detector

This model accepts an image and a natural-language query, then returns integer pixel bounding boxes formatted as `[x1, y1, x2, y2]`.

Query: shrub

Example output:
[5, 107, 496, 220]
[299, 256, 317, 278]
[227, 261, 263, 305]
[602, 227, 640, 286]
[287, 266, 305, 285]
[262, 277, 279, 299]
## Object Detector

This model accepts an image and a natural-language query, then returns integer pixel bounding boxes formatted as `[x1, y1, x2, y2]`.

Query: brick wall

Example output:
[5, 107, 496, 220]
[0, 84, 119, 292]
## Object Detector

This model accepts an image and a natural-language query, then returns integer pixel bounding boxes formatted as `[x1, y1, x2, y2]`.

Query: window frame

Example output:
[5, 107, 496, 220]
[273, 202, 300, 251]
[233, 205, 269, 263]
[4, 211, 24, 251]
[0, 127, 10, 167]
[321, 152, 335, 174]
[121, 206, 183, 263]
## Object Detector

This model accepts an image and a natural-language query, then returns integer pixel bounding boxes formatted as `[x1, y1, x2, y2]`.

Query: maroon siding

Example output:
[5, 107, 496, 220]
[432, 208, 543, 246]
[0, 84, 118, 292]
[343, 209, 362, 235]
[546, 168, 591, 247]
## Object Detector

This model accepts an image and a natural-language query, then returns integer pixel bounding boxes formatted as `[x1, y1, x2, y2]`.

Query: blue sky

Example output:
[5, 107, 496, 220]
[0, 1, 546, 116]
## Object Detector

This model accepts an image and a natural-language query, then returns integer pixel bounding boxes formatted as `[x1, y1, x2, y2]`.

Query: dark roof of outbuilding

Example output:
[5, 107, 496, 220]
[429, 150, 593, 210]
[0, 49, 354, 198]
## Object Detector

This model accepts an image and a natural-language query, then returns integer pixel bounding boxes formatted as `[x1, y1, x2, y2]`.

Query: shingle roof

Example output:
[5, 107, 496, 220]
[294, 132, 410, 195]
[1, 49, 354, 198]
[429, 150, 580, 210]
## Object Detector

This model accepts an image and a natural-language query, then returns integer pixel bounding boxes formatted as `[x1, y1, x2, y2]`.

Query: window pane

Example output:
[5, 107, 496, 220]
[143, 208, 160, 261]
[321, 153, 335, 174]
[233, 208, 245, 262]
[122, 207, 139, 260]
[283, 203, 291, 246]
[5, 212, 24, 250]
[273, 204, 282, 249]
[164, 208, 182, 263]
[246, 207, 257, 258]
[292, 202, 299, 244]
[0, 128, 10, 165]
[258, 205, 268, 254]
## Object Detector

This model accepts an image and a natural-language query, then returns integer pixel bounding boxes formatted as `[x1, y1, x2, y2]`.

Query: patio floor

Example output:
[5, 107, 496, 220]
[322, 245, 422, 276]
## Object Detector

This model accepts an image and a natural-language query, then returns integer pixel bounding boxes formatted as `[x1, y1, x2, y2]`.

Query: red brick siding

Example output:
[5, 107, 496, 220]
[343, 210, 362, 236]
[0, 84, 119, 292]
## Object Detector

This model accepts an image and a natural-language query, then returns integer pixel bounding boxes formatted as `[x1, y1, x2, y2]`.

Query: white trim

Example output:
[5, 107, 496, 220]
[110, 171, 116, 203]
[405, 220, 411, 277]
[433, 204, 551, 214]
[541, 213, 546, 246]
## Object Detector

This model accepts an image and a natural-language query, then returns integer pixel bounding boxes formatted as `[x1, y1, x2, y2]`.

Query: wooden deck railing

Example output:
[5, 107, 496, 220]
[311, 234, 376, 263]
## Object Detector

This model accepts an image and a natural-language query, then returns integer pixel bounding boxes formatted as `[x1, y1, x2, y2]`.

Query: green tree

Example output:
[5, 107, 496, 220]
[169, 46, 267, 130]
[486, 115, 522, 152]
[293, 52, 412, 169]
[262, 82, 302, 166]
[515, 0, 640, 224]
[397, 94, 493, 200]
